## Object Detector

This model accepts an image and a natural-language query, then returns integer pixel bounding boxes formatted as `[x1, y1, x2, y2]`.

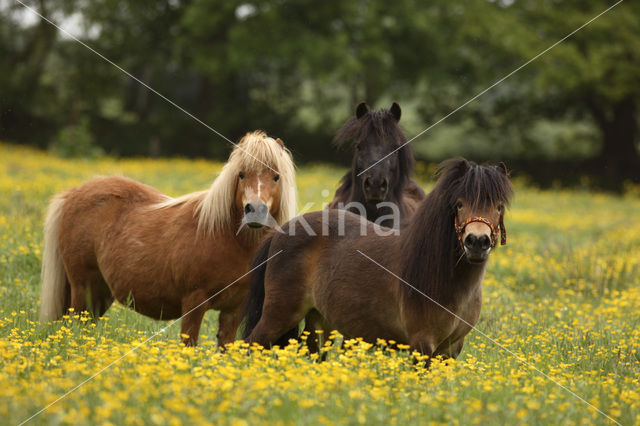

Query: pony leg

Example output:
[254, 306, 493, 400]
[67, 276, 88, 314]
[87, 278, 113, 318]
[91, 287, 114, 318]
[66, 266, 112, 318]
[217, 303, 245, 347]
[243, 241, 310, 348]
[436, 337, 465, 360]
[180, 292, 209, 346]
[409, 331, 439, 367]
[302, 309, 329, 353]
[245, 300, 307, 348]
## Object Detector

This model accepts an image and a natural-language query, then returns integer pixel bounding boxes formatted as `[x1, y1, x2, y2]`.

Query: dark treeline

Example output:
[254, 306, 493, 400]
[1, 0, 638, 188]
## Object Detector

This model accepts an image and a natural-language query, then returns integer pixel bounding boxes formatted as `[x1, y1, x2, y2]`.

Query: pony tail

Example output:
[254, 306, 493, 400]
[242, 234, 275, 339]
[40, 194, 70, 322]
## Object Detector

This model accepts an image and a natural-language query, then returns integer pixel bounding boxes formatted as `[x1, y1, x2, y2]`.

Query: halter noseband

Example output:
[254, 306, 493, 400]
[455, 216, 506, 248]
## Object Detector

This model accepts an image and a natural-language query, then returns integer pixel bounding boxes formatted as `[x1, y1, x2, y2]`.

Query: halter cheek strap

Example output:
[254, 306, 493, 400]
[498, 214, 507, 246]
[455, 216, 506, 248]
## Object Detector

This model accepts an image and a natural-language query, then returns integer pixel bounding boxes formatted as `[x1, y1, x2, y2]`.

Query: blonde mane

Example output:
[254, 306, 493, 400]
[152, 130, 297, 235]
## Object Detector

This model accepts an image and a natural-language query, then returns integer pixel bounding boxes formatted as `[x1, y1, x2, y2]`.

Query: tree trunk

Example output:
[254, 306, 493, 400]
[588, 96, 640, 186]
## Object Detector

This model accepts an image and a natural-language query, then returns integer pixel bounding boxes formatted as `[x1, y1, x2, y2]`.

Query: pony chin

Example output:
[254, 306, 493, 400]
[464, 247, 490, 264]
[365, 195, 386, 204]
[247, 223, 265, 229]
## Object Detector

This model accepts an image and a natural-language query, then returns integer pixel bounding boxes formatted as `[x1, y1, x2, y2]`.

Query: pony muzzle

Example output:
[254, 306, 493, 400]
[462, 231, 492, 263]
[456, 217, 499, 264]
[243, 202, 269, 228]
[362, 175, 389, 202]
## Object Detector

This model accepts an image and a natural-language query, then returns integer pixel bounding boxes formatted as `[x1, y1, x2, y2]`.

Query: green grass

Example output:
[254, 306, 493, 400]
[0, 143, 639, 425]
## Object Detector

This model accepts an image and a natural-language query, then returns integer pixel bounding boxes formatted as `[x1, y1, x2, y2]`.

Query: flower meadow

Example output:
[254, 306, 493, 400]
[1, 143, 639, 425]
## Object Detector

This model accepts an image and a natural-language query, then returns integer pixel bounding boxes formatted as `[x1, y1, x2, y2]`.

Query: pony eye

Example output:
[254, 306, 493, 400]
[456, 201, 463, 210]
[238, 172, 245, 180]
[273, 174, 280, 182]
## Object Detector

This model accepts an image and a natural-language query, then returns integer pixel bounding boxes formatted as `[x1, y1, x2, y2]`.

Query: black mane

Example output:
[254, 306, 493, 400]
[332, 107, 415, 217]
[400, 158, 514, 309]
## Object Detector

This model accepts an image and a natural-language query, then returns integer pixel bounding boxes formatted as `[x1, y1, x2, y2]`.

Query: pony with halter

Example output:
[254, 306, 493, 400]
[243, 158, 512, 362]
[39, 131, 296, 345]
[329, 102, 425, 228]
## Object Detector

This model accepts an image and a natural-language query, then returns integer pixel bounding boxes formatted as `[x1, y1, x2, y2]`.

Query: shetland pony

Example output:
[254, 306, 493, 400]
[244, 158, 512, 360]
[329, 102, 425, 227]
[40, 131, 296, 346]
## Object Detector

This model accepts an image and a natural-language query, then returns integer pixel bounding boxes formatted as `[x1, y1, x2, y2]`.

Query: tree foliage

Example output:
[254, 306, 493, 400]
[0, 0, 638, 186]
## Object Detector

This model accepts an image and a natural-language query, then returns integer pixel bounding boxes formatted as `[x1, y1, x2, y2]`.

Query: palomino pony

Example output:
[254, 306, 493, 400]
[329, 102, 425, 227]
[243, 158, 512, 360]
[40, 131, 296, 346]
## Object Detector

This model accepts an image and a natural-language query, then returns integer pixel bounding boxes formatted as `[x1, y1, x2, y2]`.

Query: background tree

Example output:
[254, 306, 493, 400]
[0, 0, 59, 146]
[469, 0, 640, 184]
[0, 0, 637, 187]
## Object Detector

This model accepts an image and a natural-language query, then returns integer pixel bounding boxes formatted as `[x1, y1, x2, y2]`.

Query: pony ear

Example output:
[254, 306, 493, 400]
[455, 158, 470, 175]
[275, 138, 285, 148]
[497, 161, 508, 175]
[390, 102, 401, 122]
[436, 157, 470, 180]
[355, 102, 369, 119]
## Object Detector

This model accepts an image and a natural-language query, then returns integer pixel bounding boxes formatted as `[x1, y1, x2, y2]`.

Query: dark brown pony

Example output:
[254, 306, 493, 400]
[329, 102, 425, 227]
[243, 158, 512, 359]
[39, 131, 297, 346]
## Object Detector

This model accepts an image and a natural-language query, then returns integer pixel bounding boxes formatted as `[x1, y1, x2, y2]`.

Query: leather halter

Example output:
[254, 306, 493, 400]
[455, 215, 506, 248]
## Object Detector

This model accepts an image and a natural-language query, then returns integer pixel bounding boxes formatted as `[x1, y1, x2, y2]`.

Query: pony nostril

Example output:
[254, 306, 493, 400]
[479, 235, 491, 250]
[244, 203, 255, 215]
[380, 179, 388, 191]
[464, 234, 477, 249]
[257, 204, 268, 215]
[364, 178, 372, 190]
[464, 234, 491, 251]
